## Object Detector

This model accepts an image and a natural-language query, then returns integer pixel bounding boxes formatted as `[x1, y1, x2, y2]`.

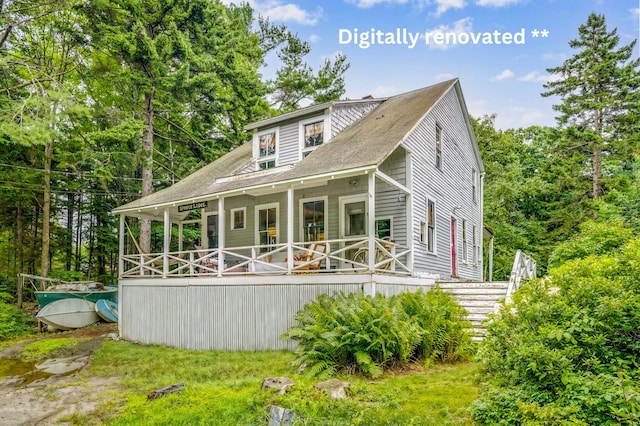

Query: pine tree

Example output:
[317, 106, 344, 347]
[542, 13, 640, 202]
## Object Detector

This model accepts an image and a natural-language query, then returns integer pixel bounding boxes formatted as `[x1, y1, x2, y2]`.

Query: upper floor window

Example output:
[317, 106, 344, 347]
[255, 129, 278, 170]
[300, 117, 327, 158]
[435, 123, 442, 169]
[472, 168, 477, 203]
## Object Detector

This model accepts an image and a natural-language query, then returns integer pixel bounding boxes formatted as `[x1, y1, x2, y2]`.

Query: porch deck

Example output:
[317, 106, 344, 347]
[120, 237, 412, 278]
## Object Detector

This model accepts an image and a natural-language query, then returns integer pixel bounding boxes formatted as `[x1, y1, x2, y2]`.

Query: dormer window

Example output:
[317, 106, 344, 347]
[300, 117, 327, 158]
[255, 128, 278, 170]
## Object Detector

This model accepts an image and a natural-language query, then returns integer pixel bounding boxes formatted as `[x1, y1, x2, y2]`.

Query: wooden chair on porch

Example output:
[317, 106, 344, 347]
[293, 243, 327, 272]
[194, 245, 219, 272]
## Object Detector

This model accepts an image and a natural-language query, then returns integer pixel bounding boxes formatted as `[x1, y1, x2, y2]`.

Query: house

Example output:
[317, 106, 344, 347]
[113, 78, 485, 350]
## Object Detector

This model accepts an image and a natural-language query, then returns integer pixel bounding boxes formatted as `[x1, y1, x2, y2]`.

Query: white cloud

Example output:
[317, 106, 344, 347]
[631, 7, 640, 17]
[425, 17, 473, 50]
[541, 52, 567, 61]
[496, 106, 548, 129]
[433, 0, 466, 16]
[221, 0, 322, 25]
[517, 70, 550, 83]
[368, 85, 398, 97]
[434, 72, 455, 81]
[309, 34, 320, 43]
[346, 0, 409, 8]
[476, 0, 524, 6]
[491, 69, 514, 81]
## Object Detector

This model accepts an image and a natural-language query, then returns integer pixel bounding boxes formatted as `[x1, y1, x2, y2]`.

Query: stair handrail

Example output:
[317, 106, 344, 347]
[506, 249, 536, 299]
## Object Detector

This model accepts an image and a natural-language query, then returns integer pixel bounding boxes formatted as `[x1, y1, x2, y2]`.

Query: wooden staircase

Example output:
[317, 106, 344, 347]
[437, 281, 509, 341]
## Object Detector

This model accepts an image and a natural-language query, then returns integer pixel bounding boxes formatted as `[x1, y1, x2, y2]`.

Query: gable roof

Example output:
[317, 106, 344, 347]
[114, 78, 481, 216]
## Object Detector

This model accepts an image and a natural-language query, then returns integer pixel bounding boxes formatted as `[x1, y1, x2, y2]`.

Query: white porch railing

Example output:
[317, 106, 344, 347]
[506, 249, 537, 298]
[120, 237, 412, 278]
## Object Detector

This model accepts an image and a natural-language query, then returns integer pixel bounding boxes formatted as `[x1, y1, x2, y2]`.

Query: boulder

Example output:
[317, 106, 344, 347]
[261, 377, 295, 395]
[313, 379, 350, 399]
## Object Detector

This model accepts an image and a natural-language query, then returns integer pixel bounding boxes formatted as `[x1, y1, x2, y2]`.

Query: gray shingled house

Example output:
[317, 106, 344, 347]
[113, 78, 486, 350]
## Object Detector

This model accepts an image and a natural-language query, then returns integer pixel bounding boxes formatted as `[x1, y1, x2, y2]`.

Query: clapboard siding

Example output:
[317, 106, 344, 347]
[403, 86, 482, 280]
[277, 121, 300, 165]
[119, 275, 436, 350]
[331, 102, 382, 136]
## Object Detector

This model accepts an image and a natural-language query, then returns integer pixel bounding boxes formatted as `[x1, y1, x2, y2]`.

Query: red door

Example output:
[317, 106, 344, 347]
[451, 218, 457, 277]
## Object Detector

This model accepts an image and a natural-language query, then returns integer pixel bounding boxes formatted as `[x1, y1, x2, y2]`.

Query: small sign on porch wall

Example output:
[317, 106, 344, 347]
[178, 201, 208, 212]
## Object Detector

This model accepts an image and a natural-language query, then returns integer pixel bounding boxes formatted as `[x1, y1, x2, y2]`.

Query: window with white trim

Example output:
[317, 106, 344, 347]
[427, 198, 436, 253]
[472, 168, 477, 203]
[256, 203, 278, 252]
[300, 117, 326, 158]
[255, 129, 277, 170]
[230, 208, 246, 230]
[462, 219, 468, 263]
[473, 225, 479, 265]
[376, 217, 392, 240]
[300, 197, 327, 242]
[419, 221, 426, 244]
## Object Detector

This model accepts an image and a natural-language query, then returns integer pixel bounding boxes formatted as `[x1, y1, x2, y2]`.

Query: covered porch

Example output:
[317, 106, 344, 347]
[116, 158, 415, 280]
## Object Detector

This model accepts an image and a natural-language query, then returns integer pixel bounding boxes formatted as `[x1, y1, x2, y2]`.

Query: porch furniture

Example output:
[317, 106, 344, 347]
[293, 243, 327, 271]
[194, 245, 220, 271]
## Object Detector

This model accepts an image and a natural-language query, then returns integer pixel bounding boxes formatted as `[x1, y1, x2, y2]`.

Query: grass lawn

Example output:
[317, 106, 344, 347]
[83, 340, 481, 425]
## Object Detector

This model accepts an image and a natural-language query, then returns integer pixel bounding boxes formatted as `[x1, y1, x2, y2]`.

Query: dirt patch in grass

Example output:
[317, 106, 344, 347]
[0, 323, 123, 426]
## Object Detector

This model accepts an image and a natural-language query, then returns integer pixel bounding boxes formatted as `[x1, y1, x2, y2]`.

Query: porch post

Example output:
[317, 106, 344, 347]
[163, 208, 170, 278]
[368, 171, 376, 272]
[218, 197, 225, 277]
[406, 151, 414, 273]
[287, 186, 294, 274]
[118, 214, 125, 278]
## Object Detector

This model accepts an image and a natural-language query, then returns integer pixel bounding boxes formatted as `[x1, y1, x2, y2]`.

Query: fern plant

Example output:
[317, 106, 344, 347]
[282, 288, 472, 378]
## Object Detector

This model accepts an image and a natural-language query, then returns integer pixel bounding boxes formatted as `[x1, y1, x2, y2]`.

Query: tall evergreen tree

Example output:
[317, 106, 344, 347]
[542, 13, 640, 203]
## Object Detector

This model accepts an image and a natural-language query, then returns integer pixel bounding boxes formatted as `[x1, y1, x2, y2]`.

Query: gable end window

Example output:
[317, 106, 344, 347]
[255, 129, 278, 170]
[435, 123, 442, 169]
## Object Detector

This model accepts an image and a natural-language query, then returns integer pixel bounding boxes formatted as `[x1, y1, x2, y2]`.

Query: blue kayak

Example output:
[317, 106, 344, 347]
[95, 299, 118, 323]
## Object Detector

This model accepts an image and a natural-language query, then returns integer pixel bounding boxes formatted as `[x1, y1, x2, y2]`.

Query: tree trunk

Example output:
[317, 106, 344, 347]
[66, 183, 74, 271]
[593, 148, 602, 200]
[17, 200, 23, 308]
[140, 92, 154, 254]
[41, 140, 53, 282]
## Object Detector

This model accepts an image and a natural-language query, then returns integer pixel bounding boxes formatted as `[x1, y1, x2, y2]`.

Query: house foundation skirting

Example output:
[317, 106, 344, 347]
[118, 274, 436, 351]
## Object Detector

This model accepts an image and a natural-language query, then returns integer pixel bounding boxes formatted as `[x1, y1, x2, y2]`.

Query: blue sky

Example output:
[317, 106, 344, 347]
[225, 0, 640, 129]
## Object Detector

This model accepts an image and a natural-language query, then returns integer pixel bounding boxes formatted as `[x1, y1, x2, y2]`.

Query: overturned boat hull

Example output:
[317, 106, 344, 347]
[36, 299, 100, 330]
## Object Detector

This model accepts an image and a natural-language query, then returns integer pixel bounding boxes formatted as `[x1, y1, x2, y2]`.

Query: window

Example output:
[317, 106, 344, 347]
[256, 204, 278, 252]
[300, 117, 326, 158]
[376, 218, 392, 240]
[473, 225, 479, 265]
[230, 208, 246, 230]
[300, 198, 326, 242]
[206, 213, 219, 248]
[255, 129, 277, 170]
[419, 221, 426, 244]
[435, 123, 442, 169]
[472, 169, 477, 203]
[427, 199, 436, 253]
[462, 219, 468, 263]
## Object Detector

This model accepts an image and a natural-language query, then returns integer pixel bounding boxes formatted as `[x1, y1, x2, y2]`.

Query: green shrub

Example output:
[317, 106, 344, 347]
[282, 289, 473, 378]
[397, 287, 473, 363]
[548, 219, 632, 268]
[473, 237, 640, 425]
[0, 302, 27, 339]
